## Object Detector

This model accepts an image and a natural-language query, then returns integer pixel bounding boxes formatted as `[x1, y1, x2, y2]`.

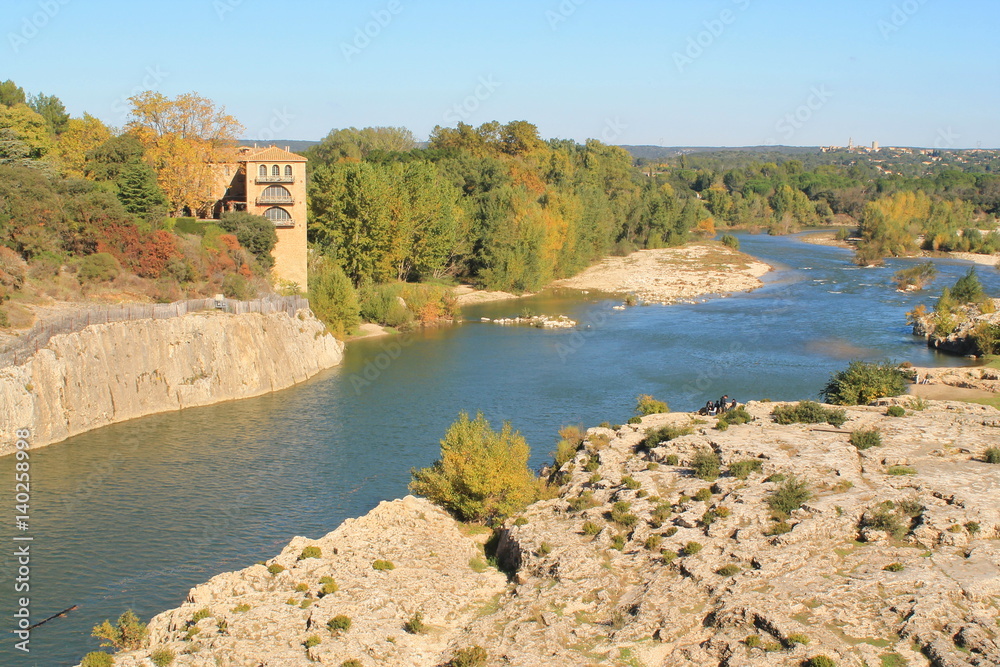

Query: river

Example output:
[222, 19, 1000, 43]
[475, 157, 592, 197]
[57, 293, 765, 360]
[1, 232, 998, 666]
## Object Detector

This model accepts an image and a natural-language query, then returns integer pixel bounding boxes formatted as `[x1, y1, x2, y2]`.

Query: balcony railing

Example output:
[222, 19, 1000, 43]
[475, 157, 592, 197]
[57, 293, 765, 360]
[272, 219, 295, 228]
[255, 175, 295, 184]
[256, 196, 295, 205]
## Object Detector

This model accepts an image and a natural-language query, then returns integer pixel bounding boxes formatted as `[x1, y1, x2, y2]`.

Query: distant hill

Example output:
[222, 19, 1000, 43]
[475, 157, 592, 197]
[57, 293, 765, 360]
[619, 145, 820, 160]
[237, 139, 320, 154]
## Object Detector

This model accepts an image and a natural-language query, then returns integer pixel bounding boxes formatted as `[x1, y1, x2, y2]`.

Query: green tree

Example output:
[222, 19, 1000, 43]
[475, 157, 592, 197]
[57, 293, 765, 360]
[218, 211, 277, 269]
[0, 80, 25, 107]
[28, 93, 69, 135]
[91, 610, 148, 650]
[410, 411, 537, 524]
[117, 161, 168, 220]
[950, 267, 986, 304]
[0, 104, 52, 162]
[307, 255, 360, 337]
[821, 360, 907, 406]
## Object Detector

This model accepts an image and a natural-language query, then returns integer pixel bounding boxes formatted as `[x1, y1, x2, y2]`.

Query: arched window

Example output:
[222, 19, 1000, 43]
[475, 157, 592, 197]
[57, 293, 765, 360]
[264, 207, 293, 225]
[284, 165, 293, 177]
[261, 185, 292, 202]
[258, 165, 267, 177]
[271, 165, 280, 176]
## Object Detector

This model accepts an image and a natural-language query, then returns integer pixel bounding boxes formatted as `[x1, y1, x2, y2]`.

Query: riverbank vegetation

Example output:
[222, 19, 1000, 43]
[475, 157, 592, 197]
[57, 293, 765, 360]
[305, 121, 717, 334]
[644, 150, 1000, 267]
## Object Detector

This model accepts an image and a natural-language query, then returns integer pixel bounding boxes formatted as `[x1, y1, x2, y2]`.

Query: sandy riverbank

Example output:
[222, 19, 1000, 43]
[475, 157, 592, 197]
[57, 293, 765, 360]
[548, 242, 772, 304]
[798, 230, 853, 249]
[451, 285, 529, 306]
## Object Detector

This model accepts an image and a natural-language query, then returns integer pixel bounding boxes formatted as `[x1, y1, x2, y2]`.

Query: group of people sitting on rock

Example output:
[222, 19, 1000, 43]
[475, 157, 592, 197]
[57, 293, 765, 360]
[699, 395, 738, 417]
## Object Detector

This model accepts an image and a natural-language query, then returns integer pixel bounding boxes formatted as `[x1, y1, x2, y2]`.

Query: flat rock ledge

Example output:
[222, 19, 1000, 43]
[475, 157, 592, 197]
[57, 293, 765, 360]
[104, 398, 1000, 667]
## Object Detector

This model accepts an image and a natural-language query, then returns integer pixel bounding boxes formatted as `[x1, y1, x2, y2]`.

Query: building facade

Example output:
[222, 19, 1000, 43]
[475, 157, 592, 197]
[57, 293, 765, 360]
[213, 145, 308, 289]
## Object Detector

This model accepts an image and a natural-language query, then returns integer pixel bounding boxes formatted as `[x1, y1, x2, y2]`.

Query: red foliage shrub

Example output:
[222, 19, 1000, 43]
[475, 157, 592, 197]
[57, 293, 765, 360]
[96, 222, 181, 279]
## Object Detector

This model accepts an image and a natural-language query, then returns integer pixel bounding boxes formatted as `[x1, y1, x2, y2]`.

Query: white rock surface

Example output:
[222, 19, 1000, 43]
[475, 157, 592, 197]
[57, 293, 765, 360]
[0, 309, 343, 455]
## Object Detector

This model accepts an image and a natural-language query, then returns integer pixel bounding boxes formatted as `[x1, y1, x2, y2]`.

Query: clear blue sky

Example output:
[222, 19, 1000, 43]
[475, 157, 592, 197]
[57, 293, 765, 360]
[5, 0, 998, 147]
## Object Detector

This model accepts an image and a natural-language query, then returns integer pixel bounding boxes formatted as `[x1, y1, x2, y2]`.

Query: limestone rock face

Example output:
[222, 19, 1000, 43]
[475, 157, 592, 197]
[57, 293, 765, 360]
[98, 399, 1000, 667]
[0, 310, 343, 455]
[110, 496, 508, 667]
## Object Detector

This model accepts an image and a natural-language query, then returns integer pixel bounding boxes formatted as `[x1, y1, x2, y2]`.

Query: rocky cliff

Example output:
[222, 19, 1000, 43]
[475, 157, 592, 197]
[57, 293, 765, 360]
[0, 309, 343, 455]
[103, 398, 1000, 667]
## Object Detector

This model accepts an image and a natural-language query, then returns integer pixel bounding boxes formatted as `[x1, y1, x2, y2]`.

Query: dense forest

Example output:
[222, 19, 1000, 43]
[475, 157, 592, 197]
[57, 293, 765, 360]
[303, 121, 716, 334]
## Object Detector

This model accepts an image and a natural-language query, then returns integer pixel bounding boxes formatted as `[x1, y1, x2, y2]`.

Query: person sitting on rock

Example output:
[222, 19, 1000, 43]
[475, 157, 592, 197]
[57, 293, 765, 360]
[729, 398, 738, 411]
[707, 401, 718, 416]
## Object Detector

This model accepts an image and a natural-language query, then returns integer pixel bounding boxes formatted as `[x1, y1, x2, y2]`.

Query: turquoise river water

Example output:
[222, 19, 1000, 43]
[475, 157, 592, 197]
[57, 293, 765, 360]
[2, 232, 999, 665]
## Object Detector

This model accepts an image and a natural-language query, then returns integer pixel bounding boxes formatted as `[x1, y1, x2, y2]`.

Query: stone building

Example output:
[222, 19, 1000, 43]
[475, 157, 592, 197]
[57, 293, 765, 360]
[212, 145, 308, 289]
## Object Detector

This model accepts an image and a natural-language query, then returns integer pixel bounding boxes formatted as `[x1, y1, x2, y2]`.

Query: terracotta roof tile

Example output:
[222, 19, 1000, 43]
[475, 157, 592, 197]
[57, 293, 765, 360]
[240, 145, 307, 162]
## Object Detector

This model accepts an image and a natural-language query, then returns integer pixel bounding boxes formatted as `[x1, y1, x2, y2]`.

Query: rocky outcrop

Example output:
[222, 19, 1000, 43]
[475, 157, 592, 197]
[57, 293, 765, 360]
[912, 298, 1000, 356]
[104, 398, 1000, 667]
[0, 309, 343, 455]
[909, 365, 1000, 394]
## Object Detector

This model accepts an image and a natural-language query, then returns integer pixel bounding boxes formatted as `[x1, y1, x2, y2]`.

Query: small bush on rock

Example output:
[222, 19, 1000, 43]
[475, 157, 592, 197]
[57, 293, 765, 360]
[767, 476, 810, 515]
[303, 635, 321, 649]
[642, 425, 692, 448]
[805, 656, 837, 667]
[232, 603, 251, 613]
[81, 653, 114, 667]
[681, 541, 703, 556]
[622, 475, 641, 490]
[611, 501, 638, 528]
[318, 576, 338, 596]
[611, 534, 626, 550]
[267, 564, 285, 575]
[729, 459, 763, 480]
[786, 633, 810, 646]
[582, 520, 601, 535]
[850, 428, 883, 450]
[449, 645, 488, 667]
[404, 611, 427, 634]
[772, 401, 846, 427]
[716, 564, 741, 576]
[372, 559, 395, 571]
[665, 454, 679, 466]
[299, 546, 321, 560]
[692, 449, 721, 481]
[883, 563, 904, 572]
[341, 660, 362, 667]
[327, 615, 352, 633]
[886, 405, 906, 417]
[635, 394, 669, 416]
[693, 488, 712, 502]
[984, 447, 1000, 464]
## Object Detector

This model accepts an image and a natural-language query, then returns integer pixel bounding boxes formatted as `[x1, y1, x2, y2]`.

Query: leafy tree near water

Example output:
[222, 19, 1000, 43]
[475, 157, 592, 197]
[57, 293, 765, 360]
[410, 411, 537, 524]
[821, 360, 907, 406]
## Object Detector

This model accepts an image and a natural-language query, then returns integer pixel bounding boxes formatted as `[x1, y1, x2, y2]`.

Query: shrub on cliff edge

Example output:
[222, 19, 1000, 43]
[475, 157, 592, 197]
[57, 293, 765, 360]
[410, 411, 537, 524]
[92, 610, 148, 650]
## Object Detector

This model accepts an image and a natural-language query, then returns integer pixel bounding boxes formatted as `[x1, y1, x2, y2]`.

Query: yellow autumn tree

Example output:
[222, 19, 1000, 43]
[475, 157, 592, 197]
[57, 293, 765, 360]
[126, 91, 243, 216]
[55, 113, 111, 178]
